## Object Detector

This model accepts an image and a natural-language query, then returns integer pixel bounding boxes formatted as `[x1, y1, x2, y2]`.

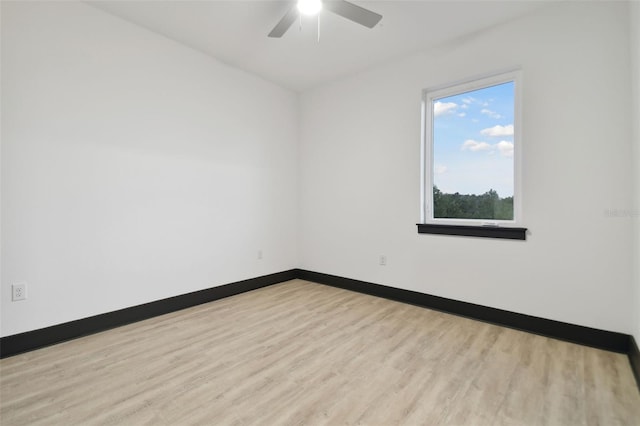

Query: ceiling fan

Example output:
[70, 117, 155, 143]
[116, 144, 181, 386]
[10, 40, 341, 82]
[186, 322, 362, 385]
[268, 0, 382, 38]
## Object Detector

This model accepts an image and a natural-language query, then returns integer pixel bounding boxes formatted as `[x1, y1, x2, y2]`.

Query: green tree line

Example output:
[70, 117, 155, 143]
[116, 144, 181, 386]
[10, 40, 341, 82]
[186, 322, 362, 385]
[433, 186, 513, 220]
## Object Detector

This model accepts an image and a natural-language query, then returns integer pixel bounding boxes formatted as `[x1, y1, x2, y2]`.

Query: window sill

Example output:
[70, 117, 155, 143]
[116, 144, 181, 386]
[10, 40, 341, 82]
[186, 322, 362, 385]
[417, 224, 527, 240]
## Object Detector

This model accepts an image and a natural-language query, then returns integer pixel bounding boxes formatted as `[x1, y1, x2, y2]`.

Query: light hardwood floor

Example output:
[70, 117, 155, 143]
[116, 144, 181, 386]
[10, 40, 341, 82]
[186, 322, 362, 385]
[1, 279, 639, 425]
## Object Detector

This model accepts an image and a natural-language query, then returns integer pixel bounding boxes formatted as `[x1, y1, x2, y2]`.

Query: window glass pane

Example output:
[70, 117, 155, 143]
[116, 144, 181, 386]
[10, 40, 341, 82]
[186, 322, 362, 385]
[432, 81, 514, 220]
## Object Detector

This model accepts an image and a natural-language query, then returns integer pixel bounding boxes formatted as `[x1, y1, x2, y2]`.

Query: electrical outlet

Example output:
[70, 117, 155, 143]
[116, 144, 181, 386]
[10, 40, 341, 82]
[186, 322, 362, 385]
[379, 255, 387, 266]
[257, 250, 263, 260]
[12, 283, 27, 301]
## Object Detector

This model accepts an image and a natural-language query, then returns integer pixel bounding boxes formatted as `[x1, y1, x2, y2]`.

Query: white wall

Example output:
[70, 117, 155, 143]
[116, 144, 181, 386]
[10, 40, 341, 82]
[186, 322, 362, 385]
[2, 1, 637, 339]
[1, 1, 299, 337]
[299, 1, 635, 333]
[631, 0, 640, 342]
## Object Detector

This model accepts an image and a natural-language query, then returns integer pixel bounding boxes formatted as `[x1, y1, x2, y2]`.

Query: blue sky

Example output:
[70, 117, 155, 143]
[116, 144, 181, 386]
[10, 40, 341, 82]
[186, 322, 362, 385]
[432, 81, 514, 197]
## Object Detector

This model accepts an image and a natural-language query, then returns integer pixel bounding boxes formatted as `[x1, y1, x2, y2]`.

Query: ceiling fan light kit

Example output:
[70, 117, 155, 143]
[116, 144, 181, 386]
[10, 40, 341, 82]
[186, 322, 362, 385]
[297, 0, 323, 16]
[268, 0, 382, 38]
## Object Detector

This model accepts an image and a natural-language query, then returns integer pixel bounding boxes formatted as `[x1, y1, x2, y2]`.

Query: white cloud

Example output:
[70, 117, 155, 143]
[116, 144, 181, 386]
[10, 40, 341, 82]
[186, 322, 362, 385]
[433, 101, 457, 117]
[457, 112, 466, 118]
[460, 104, 469, 110]
[480, 124, 514, 137]
[496, 141, 514, 158]
[461, 139, 514, 158]
[480, 108, 502, 119]
[434, 164, 448, 174]
[462, 139, 493, 152]
[462, 97, 474, 104]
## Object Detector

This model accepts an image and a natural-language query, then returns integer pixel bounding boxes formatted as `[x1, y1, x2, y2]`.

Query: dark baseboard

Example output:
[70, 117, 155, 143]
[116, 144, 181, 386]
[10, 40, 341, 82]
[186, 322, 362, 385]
[0, 269, 297, 359]
[1, 267, 634, 368]
[296, 269, 631, 354]
[630, 335, 640, 391]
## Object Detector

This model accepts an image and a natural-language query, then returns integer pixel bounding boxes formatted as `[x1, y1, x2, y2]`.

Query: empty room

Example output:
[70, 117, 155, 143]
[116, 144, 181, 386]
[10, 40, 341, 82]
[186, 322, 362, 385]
[1, 0, 640, 424]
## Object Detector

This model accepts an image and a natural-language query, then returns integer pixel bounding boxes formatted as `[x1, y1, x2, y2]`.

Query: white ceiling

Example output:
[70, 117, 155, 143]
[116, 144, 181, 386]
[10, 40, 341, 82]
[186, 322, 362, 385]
[87, 0, 548, 92]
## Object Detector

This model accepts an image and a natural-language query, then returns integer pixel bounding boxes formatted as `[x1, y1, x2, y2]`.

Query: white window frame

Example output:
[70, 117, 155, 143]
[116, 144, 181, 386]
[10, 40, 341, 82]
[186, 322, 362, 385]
[420, 69, 523, 227]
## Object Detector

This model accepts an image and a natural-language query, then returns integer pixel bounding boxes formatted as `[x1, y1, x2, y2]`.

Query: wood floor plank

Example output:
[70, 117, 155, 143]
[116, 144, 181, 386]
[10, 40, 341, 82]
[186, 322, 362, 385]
[1, 279, 639, 425]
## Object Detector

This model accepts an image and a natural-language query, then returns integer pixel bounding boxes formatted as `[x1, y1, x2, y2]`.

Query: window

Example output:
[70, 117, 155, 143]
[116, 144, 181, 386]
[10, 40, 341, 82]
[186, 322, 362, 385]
[419, 70, 526, 239]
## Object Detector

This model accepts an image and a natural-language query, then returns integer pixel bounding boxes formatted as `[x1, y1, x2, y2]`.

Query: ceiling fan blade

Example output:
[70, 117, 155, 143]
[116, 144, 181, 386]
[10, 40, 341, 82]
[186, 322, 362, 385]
[324, 0, 382, 28]
[268, 6, 299, 38]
